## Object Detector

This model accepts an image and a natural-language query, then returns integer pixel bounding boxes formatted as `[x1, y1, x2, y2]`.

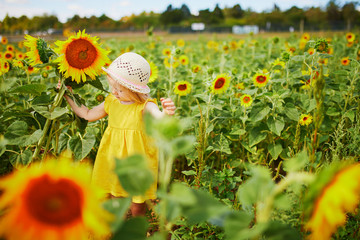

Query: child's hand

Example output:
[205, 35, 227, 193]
[160, 98, 176, 116]
[57, 80, 73, 93]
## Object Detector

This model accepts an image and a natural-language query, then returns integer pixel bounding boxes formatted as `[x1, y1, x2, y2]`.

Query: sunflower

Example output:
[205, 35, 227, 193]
[341, 57, 350, 66]
[6, 44, 14, 52]
[179, 55, 189, 65]
[299, 114, 312, 126]
[305, 163, 360, 240]
[235, 82, 245, 90]
[230, 41, 238, 50]
[240, 94, 253, 107]
[177, 39, 185, 47]
[300, 78, 311, 90]
[1, 36, 8, 45]
[148, 61, 159, 83]
[272, 58, 285, 68]
[346, 42, 353, 48]
[192, 65, 201, 73]
[16, 51, 25, 60]
[54, 30, 110, 83]
[253, 73, 270, 88]
[345, 32, 355, 42]
[27, 65, 38, 74]
[301, 32, 310, 41]
[164, 57, 179, 69]
[4, 51, 14, 60]
[95, 93, 105, 102]
[0, 60, 10, 75]
[318, 58, 328, 66]
[207, 40, 219, 50]
[307, 48, 315, 55]
[0, 156, 112, 240]
[12, 59, 24, 68]
[174, 81, 192, 96]
[327, 47, 334, 55]
[162, 48, 171, 56]
[210, 73, 231, 94]
[24, 35, 44, 65]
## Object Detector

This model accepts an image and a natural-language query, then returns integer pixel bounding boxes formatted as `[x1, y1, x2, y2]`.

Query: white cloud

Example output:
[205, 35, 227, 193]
[0, 3, 48, 19]
[66, 4, 97, 16]
[119, 1, 130, 7]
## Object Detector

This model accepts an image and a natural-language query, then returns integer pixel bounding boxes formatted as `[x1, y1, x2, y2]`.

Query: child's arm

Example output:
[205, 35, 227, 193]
[144, 98, 176, 119]
[64, 94, 107, 122]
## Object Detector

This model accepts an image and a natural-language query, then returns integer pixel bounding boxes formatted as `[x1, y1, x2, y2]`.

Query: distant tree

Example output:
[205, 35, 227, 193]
[230, 4, 244, 19]
[180, 4, 192, 19]
[326, 0, 342, 28]
[160, 7, 184, 26]
[213, 4, 224, 20]
[342, 2, 358, 30]
[284, 6, 305, 26]
[304, 7, 327, 30]
[273, 4, 281, 12]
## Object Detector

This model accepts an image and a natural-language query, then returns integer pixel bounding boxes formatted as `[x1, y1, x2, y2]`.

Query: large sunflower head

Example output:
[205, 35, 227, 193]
[1, 36, 8, 45]
[210, 73, 231, 94]
[174, 80, 192, 96]
[54, 30, 110, 83]
[4, 51, 14, 61]
[0, 155, 112, 240]
[149, 61, 159, 83]
[253, 73, 270, 88]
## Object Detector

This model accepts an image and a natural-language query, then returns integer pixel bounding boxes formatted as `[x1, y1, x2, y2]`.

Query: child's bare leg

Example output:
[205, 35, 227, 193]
[130, 202, 147, 216]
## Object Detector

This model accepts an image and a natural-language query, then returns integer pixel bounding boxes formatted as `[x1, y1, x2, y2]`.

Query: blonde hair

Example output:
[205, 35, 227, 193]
[124, 87, 150, 103]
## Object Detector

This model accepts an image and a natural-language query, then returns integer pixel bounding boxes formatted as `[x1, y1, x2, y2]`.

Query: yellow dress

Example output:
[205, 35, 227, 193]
[92, 94, 158, 203]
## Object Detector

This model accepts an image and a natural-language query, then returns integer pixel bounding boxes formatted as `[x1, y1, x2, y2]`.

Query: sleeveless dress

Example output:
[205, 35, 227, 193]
[92, 94, 158, 203]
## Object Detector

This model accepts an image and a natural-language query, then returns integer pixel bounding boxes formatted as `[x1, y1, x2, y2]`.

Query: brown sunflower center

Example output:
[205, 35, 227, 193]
[256, 76, 266, 83]
[214, 78, 225, 89]
[24, 174, 83, 226]
[178, 84, 187, 91]
[65, 39, 97, 69]
[303, 117, 308, 121]
[5, 53, 12, 59]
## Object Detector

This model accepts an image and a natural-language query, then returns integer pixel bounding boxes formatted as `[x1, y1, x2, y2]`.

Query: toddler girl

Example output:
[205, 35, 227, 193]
[63, 52, 176, 216]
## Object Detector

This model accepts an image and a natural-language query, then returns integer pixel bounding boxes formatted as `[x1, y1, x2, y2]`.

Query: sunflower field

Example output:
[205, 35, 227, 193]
[0, 29, 360, 240]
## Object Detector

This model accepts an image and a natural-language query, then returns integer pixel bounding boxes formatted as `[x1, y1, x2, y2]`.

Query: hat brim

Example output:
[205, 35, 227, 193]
[102, 67, 151, 94]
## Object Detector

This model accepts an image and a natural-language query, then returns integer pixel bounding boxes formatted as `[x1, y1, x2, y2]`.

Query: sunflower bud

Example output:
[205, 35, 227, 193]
[95, 93, 105, 102]
[41, 72, 48, 78]
[231, 68, 238, 75]
[207, 68, 214, 75]
[175, 48, 182, 55]
[272, 37, 279, 44]
[314, 38, 329, 53]
[281, 52, 290, 61]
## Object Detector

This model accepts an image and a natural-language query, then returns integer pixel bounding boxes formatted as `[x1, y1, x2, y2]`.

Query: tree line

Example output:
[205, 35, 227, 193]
[0, 0, 359, 34]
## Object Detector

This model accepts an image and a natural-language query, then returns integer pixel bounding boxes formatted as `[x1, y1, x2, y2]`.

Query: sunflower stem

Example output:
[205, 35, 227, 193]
[32, 77, 66, 162]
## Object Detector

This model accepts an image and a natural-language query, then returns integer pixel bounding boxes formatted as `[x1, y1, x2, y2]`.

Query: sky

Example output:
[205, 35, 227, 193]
[0, 0, 352, 23]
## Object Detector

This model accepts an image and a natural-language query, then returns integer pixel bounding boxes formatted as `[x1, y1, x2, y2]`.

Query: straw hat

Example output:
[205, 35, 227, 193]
[102, 52, 150, 94]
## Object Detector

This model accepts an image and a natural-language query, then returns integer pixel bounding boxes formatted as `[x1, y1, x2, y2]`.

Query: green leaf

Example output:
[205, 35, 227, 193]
[10, 149, 32, 169]
[283, 149, 309, 172]
[268, 142, 283, 160]
[9, 83, 47, 96]
[182, 170, 196, 176]
[284, 107, 300, 121]
[250, 106, 271, 122]
[344, 111, 355, 122]
[267, 116, 285, 136]
[230, 127, 246, 136]
[103, 198, 131, 233]
[169, 182, 229, 225]
[248, 125, 267, 147]
[4, 121, 29, 145]
[326, 107, 340, 116]
[88, 77, 108, 92]
[224, 211, 256, 240]
[170, 135, 196, 157]
[237, 166, 275, 209]
[113, 217, 148, 240]
[33, 106, 68, 120]
[21, 129, 43, 147]
[212, 133, 232, 154]
[68, 133, 96, 161]
[262, 221, 302, 240]
[114, 154, 154, 196]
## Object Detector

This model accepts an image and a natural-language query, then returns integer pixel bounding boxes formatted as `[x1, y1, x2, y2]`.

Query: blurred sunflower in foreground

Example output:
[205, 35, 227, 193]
[0, 155, 112, 240]
[305, 162, 360, 240]
[54, 30, 110, 83]
[149, 61, 159, 83]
